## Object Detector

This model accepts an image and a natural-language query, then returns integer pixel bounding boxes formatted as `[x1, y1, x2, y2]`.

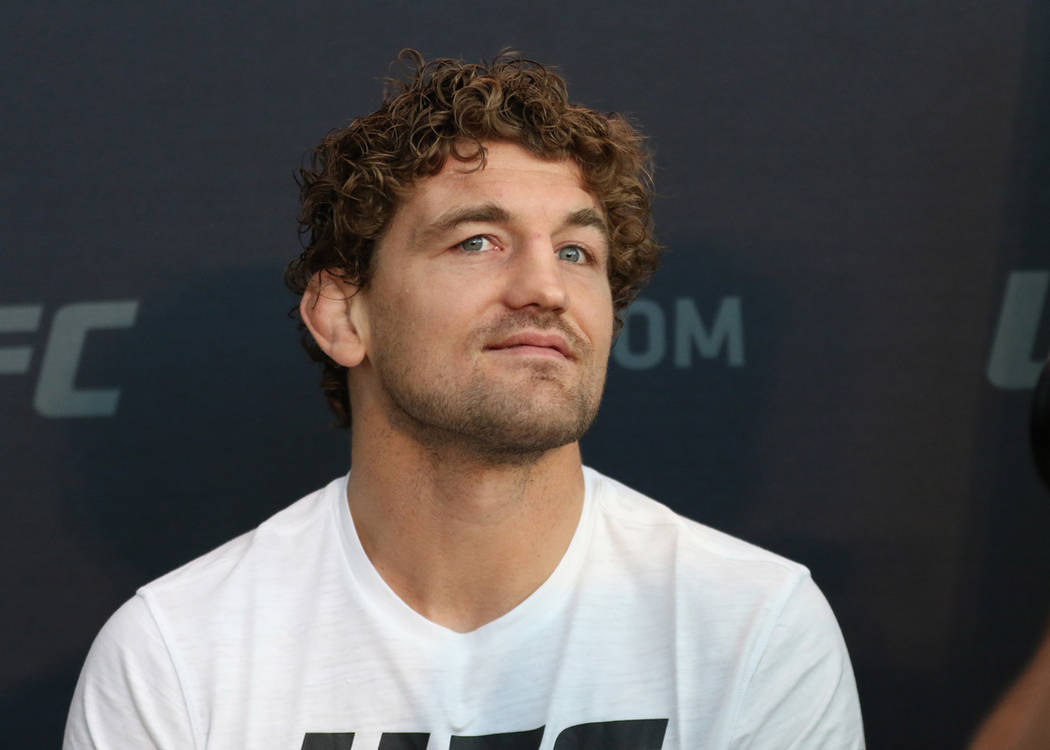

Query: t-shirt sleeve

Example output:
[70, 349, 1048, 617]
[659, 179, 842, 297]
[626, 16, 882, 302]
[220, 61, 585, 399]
[729, 573, 865, 750]
[63, 594, 197, 750]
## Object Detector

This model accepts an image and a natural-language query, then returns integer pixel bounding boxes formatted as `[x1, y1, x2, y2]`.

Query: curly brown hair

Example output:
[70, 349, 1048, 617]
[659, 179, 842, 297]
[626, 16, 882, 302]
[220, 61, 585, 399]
[285, 49, 661, 427]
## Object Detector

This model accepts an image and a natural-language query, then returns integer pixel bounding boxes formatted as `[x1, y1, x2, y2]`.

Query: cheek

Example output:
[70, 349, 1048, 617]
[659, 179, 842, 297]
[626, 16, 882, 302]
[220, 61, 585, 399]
[388, 285, 478, 359]
[577, 284, 615, 345]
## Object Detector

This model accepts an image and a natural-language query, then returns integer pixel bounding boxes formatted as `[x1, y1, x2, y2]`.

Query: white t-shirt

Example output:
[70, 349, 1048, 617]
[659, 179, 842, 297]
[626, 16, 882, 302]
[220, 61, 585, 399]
[64, 468, 864, 749]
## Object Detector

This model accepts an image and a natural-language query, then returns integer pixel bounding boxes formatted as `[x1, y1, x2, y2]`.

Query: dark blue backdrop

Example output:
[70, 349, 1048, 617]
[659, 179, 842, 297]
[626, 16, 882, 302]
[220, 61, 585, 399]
[3, 3, 1048, 747]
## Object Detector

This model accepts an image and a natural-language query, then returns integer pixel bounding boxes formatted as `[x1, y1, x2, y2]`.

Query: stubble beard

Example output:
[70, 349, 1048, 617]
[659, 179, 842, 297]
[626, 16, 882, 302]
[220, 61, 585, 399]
[371, 317, 607, 465]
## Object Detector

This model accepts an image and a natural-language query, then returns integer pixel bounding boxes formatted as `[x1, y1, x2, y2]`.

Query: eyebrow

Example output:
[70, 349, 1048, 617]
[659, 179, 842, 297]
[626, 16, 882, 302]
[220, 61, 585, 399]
[419, 202, 609, 244]
[559, 207, 608, 237]
[419, 203, 511, 244]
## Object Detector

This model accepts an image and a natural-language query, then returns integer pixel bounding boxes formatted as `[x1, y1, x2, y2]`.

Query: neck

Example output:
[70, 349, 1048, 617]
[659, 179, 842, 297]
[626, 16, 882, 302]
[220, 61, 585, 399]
[346, 411, 586, 633]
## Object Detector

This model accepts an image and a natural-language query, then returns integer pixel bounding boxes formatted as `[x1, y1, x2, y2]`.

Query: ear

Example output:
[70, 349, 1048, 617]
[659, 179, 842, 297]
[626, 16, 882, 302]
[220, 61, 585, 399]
[299, 270, 369, 367]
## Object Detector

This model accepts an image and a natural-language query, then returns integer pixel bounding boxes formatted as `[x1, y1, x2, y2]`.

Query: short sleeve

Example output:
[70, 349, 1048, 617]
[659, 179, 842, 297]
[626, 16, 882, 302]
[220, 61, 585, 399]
[729, 574, 865, 749]
[63, 595, 198, 750]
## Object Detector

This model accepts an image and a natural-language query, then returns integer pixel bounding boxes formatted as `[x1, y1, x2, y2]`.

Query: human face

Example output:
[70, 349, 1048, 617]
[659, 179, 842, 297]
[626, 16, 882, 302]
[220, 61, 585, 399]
[355, 141, 615, 461]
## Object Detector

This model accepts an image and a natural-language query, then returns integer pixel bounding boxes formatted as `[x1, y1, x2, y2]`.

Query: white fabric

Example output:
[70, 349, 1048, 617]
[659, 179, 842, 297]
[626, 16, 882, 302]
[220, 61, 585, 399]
[64, 468, 865, 749]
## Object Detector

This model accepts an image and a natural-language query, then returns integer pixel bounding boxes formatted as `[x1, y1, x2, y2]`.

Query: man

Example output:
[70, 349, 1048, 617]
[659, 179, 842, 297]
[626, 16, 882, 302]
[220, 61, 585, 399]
[65, 51, 864, 749]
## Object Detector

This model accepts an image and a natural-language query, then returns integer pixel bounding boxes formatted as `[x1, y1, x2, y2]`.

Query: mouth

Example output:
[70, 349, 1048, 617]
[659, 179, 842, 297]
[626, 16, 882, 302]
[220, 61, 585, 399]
[485, 331, 573, 359]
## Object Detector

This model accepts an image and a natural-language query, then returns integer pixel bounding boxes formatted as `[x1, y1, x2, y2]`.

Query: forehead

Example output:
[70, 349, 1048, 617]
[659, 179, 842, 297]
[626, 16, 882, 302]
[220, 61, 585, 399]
[402, 141, 597, 216]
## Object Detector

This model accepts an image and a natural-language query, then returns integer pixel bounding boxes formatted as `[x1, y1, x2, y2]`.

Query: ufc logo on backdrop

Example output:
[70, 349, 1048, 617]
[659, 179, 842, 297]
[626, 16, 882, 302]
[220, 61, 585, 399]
[301, 719, 668, 750]
[0, 299, 138, 417]
[987, 270, 1049, 389]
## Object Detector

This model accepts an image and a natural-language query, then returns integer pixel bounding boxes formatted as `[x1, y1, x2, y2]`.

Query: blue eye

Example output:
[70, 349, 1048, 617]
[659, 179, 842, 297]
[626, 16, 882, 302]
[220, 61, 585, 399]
[459, 236, 492, 253]
[557, 245, 586, 264]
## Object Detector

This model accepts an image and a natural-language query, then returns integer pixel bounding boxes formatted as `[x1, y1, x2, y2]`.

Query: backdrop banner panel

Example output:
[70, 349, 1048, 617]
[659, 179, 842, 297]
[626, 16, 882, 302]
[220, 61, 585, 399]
[2, 3, 1048, 747]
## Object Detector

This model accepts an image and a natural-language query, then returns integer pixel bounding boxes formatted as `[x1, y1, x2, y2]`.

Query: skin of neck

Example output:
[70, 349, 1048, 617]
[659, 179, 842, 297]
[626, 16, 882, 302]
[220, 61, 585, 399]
[344, 374, 587, 634]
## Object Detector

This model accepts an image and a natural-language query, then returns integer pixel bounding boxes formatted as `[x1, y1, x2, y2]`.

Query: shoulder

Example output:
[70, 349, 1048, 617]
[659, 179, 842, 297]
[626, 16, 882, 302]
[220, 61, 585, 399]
[581, 466, 846, 681]
[139, 475, 344, 607]
[584, 466, 810, 593]
[582, 467, 865, 747]
[64, 594, 199, 748]
[125, 475, 349, 676]
[64, 476, 350, 749]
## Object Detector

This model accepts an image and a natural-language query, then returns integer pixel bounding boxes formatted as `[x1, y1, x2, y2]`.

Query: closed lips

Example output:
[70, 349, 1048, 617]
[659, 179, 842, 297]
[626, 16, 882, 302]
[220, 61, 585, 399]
[486, 332, 572, 358]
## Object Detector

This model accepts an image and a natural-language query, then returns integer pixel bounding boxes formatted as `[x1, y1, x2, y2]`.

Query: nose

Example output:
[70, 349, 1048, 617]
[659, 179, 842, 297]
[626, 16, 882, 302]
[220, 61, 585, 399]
[501, 239, 569, 312]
